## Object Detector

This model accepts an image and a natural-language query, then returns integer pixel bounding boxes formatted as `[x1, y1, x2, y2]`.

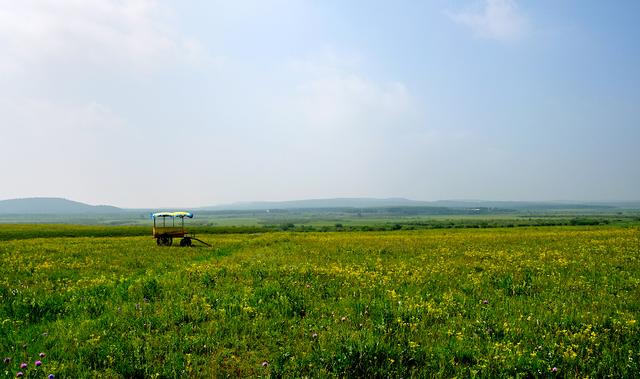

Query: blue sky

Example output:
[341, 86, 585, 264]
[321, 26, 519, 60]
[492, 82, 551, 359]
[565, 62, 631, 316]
[1, 0, 638, 207]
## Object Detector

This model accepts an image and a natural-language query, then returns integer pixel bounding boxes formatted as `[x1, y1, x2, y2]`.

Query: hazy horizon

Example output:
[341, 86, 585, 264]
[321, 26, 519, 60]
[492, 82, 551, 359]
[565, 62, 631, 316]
[2, 1, 639, 208]
[2, 196, 640, 211]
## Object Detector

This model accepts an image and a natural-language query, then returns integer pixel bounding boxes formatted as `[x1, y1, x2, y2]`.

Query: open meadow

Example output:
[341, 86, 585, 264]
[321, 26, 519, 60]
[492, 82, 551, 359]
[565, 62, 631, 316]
[1, 225, 639, 378]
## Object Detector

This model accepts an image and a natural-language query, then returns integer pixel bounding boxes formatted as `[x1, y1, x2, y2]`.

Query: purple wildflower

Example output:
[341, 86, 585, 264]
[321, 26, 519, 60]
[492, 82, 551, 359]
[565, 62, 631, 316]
[552, 367, 558, 373]
[482, 300, 489, 305]
[3, 357, 10, 364]
[39, 352, 46, 358]
[312, 333, 318, 338]
[48, 375, 55, 379]
[20, 363, 27, 369]
[16, 372, 23, 378]
[261, 361, 269, 367]
[35, 360, 42, 367]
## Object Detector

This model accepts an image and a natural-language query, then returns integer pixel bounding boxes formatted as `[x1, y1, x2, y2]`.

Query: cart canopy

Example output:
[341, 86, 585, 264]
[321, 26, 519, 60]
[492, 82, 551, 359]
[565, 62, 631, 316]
[151, 211, 193, 219]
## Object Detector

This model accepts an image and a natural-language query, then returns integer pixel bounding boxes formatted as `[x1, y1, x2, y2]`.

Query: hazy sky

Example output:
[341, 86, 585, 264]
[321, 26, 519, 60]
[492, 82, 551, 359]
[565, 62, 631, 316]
[1, 0, 639, 208]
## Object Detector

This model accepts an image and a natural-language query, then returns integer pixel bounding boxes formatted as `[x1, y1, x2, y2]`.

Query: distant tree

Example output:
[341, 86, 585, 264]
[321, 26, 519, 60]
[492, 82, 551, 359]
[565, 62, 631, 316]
[280, 223, 295, 231]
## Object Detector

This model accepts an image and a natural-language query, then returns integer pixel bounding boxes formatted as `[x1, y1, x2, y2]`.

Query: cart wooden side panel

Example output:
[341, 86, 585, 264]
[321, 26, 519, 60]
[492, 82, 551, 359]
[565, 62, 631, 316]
[153, 226, 186, 238]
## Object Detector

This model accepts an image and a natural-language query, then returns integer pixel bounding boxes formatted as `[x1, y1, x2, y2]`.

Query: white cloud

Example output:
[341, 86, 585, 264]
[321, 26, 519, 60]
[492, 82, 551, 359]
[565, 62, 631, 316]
[237, 51, 426, 197]
[176, 50, 427, 202]
[277, 50, 417, 135]
[0, 96, 150, 205]
[292, 76, 413, 132]
[0, 0, 201, 75]
[0, 97, 128, 141]
[447, 0, 530, 42]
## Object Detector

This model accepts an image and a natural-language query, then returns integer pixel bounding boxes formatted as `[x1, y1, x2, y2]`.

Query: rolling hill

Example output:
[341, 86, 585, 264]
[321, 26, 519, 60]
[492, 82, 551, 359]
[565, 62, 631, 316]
[0, 197, 122, 214]
[199, 198, 432, 211]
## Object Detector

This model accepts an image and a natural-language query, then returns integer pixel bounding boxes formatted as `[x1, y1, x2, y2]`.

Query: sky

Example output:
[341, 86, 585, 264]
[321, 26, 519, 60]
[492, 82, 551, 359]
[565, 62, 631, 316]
[1, 0, 639, 208]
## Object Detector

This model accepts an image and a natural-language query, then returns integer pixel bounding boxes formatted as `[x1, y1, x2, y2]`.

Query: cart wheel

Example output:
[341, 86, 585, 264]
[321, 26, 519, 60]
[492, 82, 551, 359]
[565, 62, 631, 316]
[159, 236, 172, 246]
[180, 237, 192, 247]
[156, 238, 162, 246]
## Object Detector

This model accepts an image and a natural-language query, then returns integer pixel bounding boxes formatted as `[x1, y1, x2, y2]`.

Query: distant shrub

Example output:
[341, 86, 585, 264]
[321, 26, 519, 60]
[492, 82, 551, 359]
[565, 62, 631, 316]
[570, 217, 601, 226]
[280, 223, 295, 231]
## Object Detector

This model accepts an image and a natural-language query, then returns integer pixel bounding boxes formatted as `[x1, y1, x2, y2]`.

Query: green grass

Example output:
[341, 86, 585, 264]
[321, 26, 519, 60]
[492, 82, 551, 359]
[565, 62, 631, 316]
[3, 210, 638, 231]
[0, 224, 269, 241]
[0, 225, 639, 377]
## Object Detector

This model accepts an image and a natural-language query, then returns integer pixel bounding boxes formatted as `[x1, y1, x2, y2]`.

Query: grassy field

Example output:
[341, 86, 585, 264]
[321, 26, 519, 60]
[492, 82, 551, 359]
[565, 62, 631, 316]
[0, 225, 639, 377]
[2, 209, 638, 231]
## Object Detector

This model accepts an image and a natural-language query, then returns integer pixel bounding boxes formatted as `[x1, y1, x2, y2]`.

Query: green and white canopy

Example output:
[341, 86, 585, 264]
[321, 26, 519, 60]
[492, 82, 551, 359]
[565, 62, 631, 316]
[151, 211, 193, 219]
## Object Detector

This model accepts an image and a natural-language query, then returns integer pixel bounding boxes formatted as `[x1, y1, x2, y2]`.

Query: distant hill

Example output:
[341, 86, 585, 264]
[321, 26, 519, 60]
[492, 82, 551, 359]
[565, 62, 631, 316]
[430, 200, 618, 210]
[1, 197, 636, 216]
[200, 197, 433, 211]
[0, 197, 122, 214]
[201, 197, 636, 212]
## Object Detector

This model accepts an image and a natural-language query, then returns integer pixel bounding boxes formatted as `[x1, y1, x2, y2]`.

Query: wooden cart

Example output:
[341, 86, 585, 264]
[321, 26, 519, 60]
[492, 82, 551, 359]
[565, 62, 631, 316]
[152, 211, 209, 247]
